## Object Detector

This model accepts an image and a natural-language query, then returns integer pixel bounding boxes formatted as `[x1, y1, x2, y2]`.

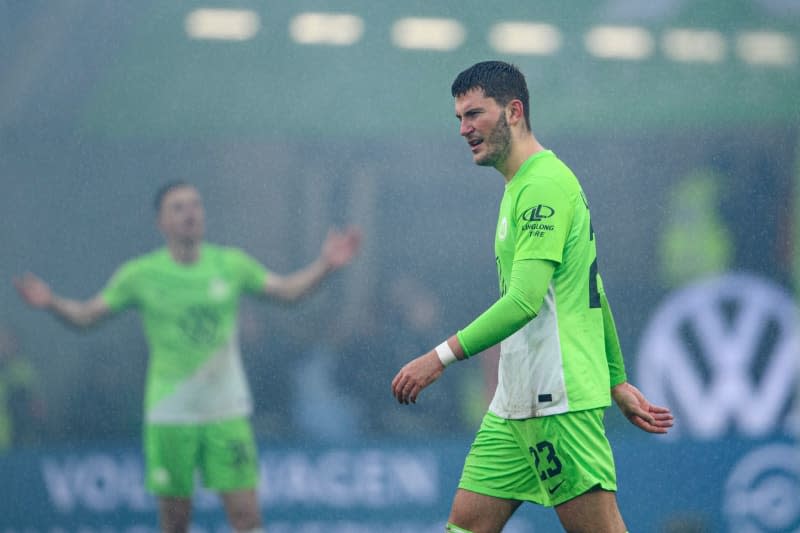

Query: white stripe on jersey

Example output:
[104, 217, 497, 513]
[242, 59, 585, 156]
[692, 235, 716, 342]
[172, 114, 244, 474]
[489, 284, 569, 419]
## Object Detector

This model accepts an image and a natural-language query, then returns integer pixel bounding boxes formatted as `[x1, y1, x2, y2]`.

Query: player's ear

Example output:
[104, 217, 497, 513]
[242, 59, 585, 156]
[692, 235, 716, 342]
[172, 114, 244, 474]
[506, 99, 524, 126]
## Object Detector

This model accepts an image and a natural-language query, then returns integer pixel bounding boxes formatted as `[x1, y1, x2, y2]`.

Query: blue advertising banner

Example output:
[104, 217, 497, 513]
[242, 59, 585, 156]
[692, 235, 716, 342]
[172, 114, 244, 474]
[1, 437, 797, 532]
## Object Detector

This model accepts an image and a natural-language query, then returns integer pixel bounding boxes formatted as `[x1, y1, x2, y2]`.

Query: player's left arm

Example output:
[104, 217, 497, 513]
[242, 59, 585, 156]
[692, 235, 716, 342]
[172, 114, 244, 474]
[392, 258, 554, 404]
[263, 226, 361, 302]
[599, 280, 627, 387]
[601, 287, 674, 433]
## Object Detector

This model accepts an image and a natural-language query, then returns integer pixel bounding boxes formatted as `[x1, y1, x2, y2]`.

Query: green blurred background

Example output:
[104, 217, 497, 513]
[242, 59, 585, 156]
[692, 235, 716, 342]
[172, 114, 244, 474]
[0, 1, 797, 530]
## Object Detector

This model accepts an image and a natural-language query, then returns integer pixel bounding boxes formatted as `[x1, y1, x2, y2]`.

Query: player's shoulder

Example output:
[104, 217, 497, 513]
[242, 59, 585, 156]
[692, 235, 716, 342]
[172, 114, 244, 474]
[517, 159, 580, 197]
[107, 247, 167, 284]
[517, 149, 569, 177]
[537, 152, 579, 182]
[121, 247, 169, 269]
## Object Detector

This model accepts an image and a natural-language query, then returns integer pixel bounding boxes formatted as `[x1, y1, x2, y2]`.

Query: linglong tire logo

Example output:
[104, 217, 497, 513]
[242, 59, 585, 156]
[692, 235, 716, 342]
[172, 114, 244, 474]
[724, 443, 800, 532]
[636, 273, 798, 439]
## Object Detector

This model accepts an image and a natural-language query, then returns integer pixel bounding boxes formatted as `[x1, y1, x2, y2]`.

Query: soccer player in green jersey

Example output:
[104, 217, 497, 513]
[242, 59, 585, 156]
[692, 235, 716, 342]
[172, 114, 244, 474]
[392, 61, 674, 532]
[15, 182, 361, 533]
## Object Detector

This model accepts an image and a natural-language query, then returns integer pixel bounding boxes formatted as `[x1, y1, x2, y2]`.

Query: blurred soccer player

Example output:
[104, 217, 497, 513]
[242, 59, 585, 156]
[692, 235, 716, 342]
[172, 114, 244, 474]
[15, 182, 361, 533]
[391, 61, 673, 533]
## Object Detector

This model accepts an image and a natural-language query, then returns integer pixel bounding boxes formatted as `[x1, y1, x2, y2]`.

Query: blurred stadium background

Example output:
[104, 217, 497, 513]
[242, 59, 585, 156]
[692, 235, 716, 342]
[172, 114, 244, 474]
[0, 0, 798, 531]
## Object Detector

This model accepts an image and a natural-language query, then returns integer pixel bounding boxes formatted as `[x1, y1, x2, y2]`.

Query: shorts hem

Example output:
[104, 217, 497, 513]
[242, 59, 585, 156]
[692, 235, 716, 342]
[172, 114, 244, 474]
[207, 481, 259, 494]
[549, 480, 618, 507]
[147, 481, 258, 498]
[457, 481, 546, 506]
[147, 486, 194, 498]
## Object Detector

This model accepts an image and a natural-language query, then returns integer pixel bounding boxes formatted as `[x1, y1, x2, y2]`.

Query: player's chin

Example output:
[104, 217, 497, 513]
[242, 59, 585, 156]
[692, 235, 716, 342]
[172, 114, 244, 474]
[473, 153, 491, 166]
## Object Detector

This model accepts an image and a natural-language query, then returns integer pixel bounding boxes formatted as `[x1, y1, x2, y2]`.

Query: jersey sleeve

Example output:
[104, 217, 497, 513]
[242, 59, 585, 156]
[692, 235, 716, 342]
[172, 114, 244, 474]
[101, 261, 140, 312]
[599, 276, 627, 387]
[512, 179, 574, 265]
[228, 248, 270, 294]
[456, 259, 555, 357]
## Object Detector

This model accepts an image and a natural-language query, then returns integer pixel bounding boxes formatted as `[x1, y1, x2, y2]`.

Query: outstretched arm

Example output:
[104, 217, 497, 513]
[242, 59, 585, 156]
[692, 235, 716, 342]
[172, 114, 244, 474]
[14, 272, 110, 329]
[263, 226, 361, 302]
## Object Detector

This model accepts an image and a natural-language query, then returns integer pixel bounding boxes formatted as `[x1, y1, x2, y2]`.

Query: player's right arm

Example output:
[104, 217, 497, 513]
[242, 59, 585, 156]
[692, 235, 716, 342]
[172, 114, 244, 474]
[392, 259, 554, 405]
[14, 272, 110, 329]
[262, 226, 361, 302]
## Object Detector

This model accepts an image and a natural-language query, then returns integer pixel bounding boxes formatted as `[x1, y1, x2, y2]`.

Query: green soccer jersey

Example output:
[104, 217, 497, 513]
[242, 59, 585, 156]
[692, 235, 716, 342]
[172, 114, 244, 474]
[491, 150, 611, 419]
[101, 244, 268, 423]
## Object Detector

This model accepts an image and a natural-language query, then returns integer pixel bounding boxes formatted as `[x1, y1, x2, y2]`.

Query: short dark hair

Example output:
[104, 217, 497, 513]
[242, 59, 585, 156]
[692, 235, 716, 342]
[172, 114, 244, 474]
[451, 60, 531, 130]
[154, 181, 191, 212]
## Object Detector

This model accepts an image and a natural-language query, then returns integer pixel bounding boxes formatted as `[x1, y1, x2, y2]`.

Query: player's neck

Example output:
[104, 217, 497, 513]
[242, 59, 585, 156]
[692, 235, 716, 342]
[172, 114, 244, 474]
[498, 135, 545, 183]
[167, 239, 202, 264]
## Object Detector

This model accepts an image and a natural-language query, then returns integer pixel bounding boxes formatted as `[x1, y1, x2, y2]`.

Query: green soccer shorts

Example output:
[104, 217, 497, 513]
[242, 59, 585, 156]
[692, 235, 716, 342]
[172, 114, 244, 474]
[144, 416, 259, 497]
[458, 409, 617, 507]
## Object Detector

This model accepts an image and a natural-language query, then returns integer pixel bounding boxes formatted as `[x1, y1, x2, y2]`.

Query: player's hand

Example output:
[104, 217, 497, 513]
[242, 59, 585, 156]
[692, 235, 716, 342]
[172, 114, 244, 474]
[612, 382, 674, 434]
[391, 351, 444, 405]
[322, 226, 362, 270]
[14, 273, 53, 309]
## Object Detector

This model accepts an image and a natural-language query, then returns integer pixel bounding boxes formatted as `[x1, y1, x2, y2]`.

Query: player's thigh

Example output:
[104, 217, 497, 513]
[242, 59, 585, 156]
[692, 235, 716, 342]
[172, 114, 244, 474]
[144, 423, 200, 497]
[448, 488, 521, 533]
[554, 486, 625, 533]
[201, 417, 260, 493]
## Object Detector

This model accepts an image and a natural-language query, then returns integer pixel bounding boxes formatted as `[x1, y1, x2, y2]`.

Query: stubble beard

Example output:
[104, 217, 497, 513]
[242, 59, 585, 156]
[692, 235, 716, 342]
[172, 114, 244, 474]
[475, 113, 512, 169]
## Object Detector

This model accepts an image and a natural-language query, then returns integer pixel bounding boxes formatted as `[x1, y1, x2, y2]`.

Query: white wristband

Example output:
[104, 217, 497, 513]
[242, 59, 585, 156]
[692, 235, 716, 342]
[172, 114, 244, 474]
[435, 341, 458, 367]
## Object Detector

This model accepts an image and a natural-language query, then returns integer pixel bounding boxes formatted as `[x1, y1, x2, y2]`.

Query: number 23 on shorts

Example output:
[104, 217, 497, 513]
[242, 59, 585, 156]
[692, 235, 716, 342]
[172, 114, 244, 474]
[529, 440, 564, 494]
